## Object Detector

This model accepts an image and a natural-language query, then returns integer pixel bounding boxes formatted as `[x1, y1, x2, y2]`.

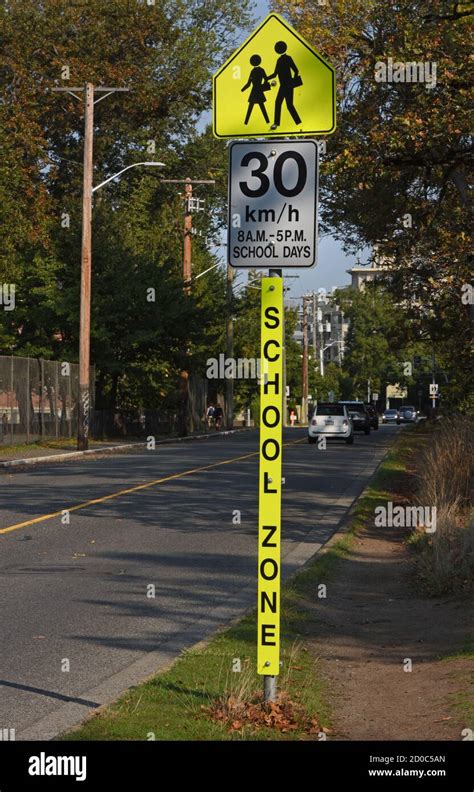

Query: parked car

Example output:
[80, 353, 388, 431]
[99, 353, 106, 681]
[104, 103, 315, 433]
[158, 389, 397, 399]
[338, 401, 371, 435]
[308, 402, 354, 444]
[399, 405, 418, 423]
[382, 408, 401, 424]
[365, 403, 379, 430]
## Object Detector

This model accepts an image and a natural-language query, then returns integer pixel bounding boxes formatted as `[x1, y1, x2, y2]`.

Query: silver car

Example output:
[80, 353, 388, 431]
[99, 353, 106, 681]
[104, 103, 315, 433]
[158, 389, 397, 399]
[382, 408, 401, 424]
[399, 405, 418, 423]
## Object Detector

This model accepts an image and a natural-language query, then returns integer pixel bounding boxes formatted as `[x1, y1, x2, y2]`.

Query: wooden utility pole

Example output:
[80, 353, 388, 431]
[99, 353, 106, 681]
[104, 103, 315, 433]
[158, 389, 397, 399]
[160, 176, 215, 289]
[302, 296, 309, 422]
[312, 291, 317, 363]
[225, 264, 234, 429]
[51, 84, 130, 451]
[179, 178, 192, 434]
[161, 177, 215, 435]
[78, 82, 94, 451]
[183, 178, 193, 292]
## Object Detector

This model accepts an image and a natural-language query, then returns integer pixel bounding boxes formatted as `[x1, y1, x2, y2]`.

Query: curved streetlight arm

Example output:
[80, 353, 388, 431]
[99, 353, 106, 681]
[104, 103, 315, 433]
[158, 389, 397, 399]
[233, 274, 264, 294]
[323, 340, 343, 352]
[193, 262, 221, 281]
[92, 161, 165, 193]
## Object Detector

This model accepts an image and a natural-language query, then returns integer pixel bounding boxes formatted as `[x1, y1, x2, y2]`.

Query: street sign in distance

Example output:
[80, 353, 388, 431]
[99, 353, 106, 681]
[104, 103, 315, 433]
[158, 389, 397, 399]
[228, 140, 318, 269]
[429, 383, 439, 395]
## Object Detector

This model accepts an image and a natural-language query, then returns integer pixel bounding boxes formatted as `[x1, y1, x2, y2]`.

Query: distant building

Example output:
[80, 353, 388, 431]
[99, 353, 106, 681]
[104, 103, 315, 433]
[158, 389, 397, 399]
[346, 248, 388, 291]
[289, 247, 392, 370]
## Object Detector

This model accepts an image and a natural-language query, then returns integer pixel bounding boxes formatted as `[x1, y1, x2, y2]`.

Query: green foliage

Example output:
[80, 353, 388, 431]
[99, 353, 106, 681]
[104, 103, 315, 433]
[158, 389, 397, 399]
[273, 0, 473, 410]
[232, 272, 263, 413]
[310, 363, 343, 402]
[232, 276, 304, 416]
[305, 283, 435, 404]
[0, 0, 251, 408]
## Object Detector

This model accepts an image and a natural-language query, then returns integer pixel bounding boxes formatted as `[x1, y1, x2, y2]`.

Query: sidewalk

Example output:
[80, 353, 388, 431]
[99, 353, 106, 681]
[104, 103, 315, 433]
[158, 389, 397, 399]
[0, 440, 130, 459]
[0, 429, 249, 468]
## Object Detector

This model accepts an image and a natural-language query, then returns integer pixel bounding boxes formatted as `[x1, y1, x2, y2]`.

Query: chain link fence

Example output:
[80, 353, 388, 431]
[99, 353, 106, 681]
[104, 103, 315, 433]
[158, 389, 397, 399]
[0, 356, 93, 445]
[91, 374, 208, 439]
[0, 356, 208, 444]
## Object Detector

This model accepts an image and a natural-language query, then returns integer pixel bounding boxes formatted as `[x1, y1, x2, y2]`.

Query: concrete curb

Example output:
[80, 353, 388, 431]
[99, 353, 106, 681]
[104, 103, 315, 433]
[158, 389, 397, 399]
[0, 427, 252, 469]
[294, 435, 393, 568]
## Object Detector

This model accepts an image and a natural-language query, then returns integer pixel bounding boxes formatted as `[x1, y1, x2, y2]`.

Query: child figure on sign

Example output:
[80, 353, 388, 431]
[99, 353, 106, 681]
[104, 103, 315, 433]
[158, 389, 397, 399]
[241, 55, 271, 125]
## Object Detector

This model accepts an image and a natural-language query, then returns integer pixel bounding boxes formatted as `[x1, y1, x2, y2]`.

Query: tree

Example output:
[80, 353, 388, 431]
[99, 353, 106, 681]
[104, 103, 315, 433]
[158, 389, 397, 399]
[0, 0, 251, 415]
[272, 0, 473, 409]
[335, 284, 430, 400]
[310, 363, 344, 403]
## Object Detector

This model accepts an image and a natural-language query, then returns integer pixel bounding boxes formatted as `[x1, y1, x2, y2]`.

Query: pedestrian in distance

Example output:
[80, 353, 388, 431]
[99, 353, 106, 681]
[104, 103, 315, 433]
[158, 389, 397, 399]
[206, 403, 215, 430]
[268, 40, 302, 129]
[213, 404, 223, 430]
[0, 412, 6, 443]
[241, 54, 271, 125]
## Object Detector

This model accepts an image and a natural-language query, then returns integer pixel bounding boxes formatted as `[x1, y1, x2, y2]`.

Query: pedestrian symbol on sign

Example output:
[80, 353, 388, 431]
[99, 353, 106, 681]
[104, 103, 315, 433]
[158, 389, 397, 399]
[268, 41, 302, 129]
[241, 42, 302, 128]
[242, 55, 271, 125]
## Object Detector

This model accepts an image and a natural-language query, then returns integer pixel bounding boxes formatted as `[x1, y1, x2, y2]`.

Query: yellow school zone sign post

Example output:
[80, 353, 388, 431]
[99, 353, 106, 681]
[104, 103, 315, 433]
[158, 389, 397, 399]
[213, 13, 336, 139]
[258, 277, 283, 677]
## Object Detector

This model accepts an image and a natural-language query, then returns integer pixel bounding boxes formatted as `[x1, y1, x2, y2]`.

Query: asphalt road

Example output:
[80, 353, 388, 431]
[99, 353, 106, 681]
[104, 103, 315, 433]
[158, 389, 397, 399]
[0, 425, 400, 739]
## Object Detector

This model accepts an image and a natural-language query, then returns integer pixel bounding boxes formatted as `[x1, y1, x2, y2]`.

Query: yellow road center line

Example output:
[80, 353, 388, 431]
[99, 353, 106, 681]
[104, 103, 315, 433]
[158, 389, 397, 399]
[0, 438, 305, 536]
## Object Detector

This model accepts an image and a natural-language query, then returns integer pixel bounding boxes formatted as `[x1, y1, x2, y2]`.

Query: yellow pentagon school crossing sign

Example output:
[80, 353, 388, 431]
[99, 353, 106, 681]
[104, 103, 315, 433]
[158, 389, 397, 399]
[213, 13, 336, 139]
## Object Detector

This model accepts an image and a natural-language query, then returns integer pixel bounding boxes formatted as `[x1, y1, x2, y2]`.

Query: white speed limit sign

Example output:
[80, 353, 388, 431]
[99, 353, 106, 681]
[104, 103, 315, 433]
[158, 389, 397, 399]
[228, 140, 318, 268]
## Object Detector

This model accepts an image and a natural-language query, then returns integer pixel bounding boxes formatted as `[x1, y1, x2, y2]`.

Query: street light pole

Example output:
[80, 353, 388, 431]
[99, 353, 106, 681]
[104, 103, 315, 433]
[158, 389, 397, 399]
[320, 340, 342, 381]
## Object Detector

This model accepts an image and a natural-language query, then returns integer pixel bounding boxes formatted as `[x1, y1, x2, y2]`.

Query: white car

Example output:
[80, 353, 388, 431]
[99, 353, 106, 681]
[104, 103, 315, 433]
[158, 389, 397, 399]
[308, 402, 354, 444]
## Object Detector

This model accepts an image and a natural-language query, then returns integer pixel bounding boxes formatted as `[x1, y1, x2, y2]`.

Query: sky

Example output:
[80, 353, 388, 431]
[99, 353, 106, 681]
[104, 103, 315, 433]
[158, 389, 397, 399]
[209, 0, 372, 298]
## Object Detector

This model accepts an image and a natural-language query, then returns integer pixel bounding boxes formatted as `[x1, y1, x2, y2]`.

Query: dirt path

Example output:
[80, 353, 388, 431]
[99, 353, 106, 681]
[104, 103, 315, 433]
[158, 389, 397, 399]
[301, 520, 473, 740]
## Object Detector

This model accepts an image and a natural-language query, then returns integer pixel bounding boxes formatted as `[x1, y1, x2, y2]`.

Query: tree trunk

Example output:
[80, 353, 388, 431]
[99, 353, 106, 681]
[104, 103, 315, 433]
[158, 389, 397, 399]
[109, 373, 119, 411]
